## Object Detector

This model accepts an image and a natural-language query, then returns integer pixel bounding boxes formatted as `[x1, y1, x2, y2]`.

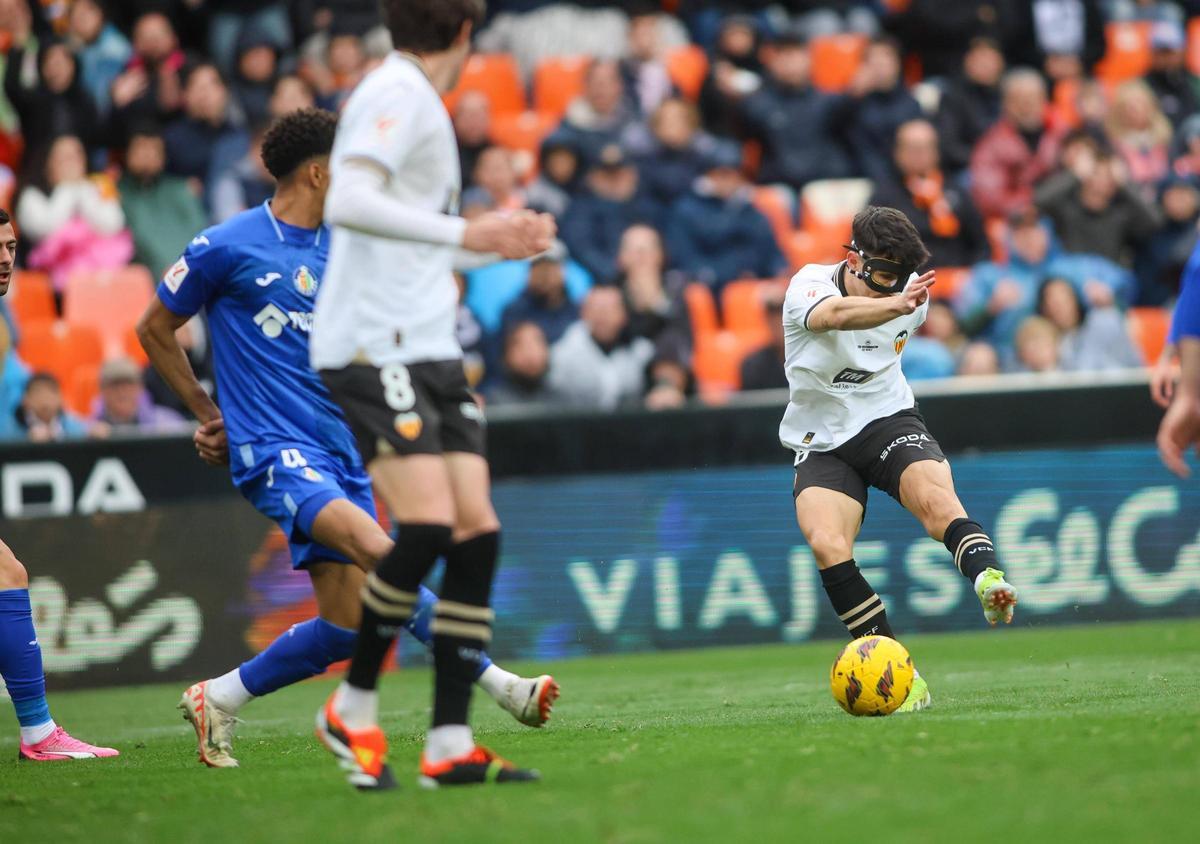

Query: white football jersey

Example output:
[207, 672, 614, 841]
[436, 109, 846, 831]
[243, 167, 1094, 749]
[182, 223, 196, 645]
[312, 53, 463, 369]
[778, 262, 928, 455]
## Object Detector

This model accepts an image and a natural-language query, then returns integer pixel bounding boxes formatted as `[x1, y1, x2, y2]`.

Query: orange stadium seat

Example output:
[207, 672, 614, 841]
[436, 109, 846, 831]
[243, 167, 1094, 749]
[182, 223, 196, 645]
[1128, 307, 1171, 365]
[1095, 22, 1152, 84]
[65, 364, 100, 416]
[17, 320, 103, 385]
[810, 34, 868, 93]
[692, 330, 745, 399]
[443, 53, 526, 117]
[1189, 17, 1200, 75]
[721, 280, 771, 348]
[683, 283, 719, 338]
[799, 178, 872, 261]
[63, 265, 155, 359]
[752, 186, 795, 253]
[930, 267, 969, 301]
[7, 270, 56, 326]
[666, 45, 709, 101]
[488, 110, 559, 157]
[533, 56, 590, 119]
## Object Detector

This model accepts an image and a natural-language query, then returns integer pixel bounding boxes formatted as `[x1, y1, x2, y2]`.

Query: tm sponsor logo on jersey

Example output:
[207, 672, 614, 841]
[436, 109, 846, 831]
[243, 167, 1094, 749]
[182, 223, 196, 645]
[879, 432, 932, 462]
[832, 367, 878, 388]
[255, 271, 282, 287]
[857, 341, 880, 352]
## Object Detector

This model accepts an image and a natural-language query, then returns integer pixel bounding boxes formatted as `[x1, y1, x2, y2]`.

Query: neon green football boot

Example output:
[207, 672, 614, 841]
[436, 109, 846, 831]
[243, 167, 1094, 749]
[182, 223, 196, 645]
[975, 567, 1019, 626]
[897, 672, 931, 713]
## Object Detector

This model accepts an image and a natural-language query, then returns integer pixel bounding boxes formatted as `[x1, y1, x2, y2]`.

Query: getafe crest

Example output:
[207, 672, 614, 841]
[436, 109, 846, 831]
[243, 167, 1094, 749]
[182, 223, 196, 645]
[293, 265, 319, 297]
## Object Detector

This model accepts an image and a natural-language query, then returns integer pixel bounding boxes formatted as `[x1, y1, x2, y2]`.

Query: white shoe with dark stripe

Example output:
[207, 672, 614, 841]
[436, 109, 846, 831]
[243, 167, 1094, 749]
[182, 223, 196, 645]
[499, 675, 560, 728]
[178, 681, 240, 768]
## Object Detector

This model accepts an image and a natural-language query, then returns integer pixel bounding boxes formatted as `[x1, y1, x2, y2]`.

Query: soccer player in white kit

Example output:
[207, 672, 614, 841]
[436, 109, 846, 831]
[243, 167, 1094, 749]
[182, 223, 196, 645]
[309, 0, 557, 789]
[782, 207, 1018, 712]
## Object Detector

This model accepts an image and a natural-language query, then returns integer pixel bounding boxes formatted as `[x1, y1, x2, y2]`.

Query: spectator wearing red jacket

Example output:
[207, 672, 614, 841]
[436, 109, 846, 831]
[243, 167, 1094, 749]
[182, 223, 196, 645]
[970, 68, 1066, 219]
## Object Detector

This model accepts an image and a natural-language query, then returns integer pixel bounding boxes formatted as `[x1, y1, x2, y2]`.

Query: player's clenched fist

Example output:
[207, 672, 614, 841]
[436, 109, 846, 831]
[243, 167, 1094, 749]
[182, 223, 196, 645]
[463, 210, 556, 260]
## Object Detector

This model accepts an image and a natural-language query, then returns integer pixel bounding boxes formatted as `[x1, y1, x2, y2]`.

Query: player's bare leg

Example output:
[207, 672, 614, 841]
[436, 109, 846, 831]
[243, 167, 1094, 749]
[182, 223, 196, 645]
[795, 488, 930, 711]
[898, 461, 1018, 625]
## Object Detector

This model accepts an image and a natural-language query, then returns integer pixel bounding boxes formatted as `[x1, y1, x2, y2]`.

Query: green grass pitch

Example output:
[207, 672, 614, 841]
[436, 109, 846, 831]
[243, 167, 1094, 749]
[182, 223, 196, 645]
[2, 619, 1198, 843]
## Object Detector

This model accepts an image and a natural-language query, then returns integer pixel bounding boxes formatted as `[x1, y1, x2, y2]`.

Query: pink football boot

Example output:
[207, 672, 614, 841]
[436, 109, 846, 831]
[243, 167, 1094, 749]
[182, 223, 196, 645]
[19, 726, 119, 761]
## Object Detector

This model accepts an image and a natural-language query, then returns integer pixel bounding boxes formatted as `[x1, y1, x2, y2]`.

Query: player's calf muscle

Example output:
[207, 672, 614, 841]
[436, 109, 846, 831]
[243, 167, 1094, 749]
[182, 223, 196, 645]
[0, 542, 27, 589]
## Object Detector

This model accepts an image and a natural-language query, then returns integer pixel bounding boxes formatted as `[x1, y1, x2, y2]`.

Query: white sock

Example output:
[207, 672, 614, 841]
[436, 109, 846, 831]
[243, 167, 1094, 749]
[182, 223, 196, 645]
[20, 718, 56, 745]
[425, 724, 474, 763]
[334, 683, 378, 731]
[205, 669, 254, 713]
[477, 664, 518, 701]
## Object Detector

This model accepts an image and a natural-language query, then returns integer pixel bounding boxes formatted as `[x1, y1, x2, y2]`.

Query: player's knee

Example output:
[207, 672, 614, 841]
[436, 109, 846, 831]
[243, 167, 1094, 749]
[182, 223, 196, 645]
[806, 530, 853, 568]
[349, 527, 393, 568]
[0, 545, 29, 589]
[453, 502, 501, 543]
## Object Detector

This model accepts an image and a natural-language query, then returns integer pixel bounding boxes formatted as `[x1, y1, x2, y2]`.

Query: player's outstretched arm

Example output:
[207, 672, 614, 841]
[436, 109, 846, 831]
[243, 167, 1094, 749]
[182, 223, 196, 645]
[137, 299, 226, 463]
[807, 271, 934, 333]
[326, 159, 553, 260]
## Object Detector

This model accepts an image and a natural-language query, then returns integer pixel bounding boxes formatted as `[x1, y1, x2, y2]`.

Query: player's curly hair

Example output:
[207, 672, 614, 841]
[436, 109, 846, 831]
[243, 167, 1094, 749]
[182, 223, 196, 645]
[260, 108, 338, 182]
[851, 206, 931, 269]
[382, 0, 485, 53]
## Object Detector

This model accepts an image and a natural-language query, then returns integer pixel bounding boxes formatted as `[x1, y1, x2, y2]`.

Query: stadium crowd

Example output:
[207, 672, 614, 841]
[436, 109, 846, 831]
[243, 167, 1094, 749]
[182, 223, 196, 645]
[0, 0, 1193, 440]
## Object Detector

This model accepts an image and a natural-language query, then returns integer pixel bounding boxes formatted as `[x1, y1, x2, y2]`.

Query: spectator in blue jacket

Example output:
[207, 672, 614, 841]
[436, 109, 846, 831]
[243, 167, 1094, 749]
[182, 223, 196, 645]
[848, 36, 922, 185]
[500, 241, 581, 347]
[65, 0, 132, 116]
[741, 27, 856, 190]
[561, 144, 661, 283]
[163, 62, 249, 212]
[956, 208, 1135, 348]
[629, 97, 719, 208]
[559, 58, 638, 165]
[665, 141, 787, 292]
[3, 373, 88, 443]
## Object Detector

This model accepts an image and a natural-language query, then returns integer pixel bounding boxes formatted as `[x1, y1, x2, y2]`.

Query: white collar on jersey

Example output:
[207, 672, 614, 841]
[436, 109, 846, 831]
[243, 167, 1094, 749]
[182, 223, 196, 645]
[394, 50, 432, 81]
[262, 200, 323, 247]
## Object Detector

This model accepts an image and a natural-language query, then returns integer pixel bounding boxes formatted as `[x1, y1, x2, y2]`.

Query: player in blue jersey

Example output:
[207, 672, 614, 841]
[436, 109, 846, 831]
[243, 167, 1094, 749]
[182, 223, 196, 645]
[0, 208, 119, 761]
[137, 110, 556, 769]
[1156, 242, 1200, 477]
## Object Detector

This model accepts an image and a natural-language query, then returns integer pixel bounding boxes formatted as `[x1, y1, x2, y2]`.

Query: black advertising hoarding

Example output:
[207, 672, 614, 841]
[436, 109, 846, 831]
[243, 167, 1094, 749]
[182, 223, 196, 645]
[0, 438, 272, 690]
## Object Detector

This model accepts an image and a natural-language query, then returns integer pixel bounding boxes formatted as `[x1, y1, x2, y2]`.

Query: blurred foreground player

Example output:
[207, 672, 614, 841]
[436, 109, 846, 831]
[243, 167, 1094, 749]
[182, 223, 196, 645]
[781, 207, 1019, 712]
[1156, 241, 1200, 477]
[137, 111, 554, 770]
[0, 209, 118, 762]
[311, 0, 557, 790]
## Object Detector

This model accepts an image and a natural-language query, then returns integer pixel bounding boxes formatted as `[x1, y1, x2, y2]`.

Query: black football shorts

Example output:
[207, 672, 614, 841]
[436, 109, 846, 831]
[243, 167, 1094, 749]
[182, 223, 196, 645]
[792, 406, 946, 511]
[320, 360, 486, 464]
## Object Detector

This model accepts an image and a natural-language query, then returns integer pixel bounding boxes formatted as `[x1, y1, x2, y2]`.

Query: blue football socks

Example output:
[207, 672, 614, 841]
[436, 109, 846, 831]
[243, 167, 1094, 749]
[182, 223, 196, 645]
[0, 589, 55, 742]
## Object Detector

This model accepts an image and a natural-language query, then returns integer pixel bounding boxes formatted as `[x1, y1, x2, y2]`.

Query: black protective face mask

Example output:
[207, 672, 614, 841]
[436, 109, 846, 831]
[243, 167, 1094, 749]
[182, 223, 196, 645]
[843, 242, 917, 295]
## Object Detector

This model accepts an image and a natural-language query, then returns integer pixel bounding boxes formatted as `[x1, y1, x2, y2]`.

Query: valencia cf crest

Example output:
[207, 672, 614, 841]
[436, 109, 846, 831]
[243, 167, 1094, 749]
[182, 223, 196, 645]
[894, 330, 909, 355]
[394, 412, 423, 441]
[293, 265, 319, 297]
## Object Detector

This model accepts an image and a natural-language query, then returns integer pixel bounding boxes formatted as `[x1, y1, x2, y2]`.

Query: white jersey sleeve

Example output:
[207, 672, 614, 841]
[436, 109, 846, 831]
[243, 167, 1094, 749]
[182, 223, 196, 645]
[784, 272, 840, 332]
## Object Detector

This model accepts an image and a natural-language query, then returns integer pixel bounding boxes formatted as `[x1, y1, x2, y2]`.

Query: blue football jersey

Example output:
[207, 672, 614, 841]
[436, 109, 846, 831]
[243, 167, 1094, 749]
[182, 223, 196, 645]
[1171, 242, 1200, 344]
[157, 202, 360, 475]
